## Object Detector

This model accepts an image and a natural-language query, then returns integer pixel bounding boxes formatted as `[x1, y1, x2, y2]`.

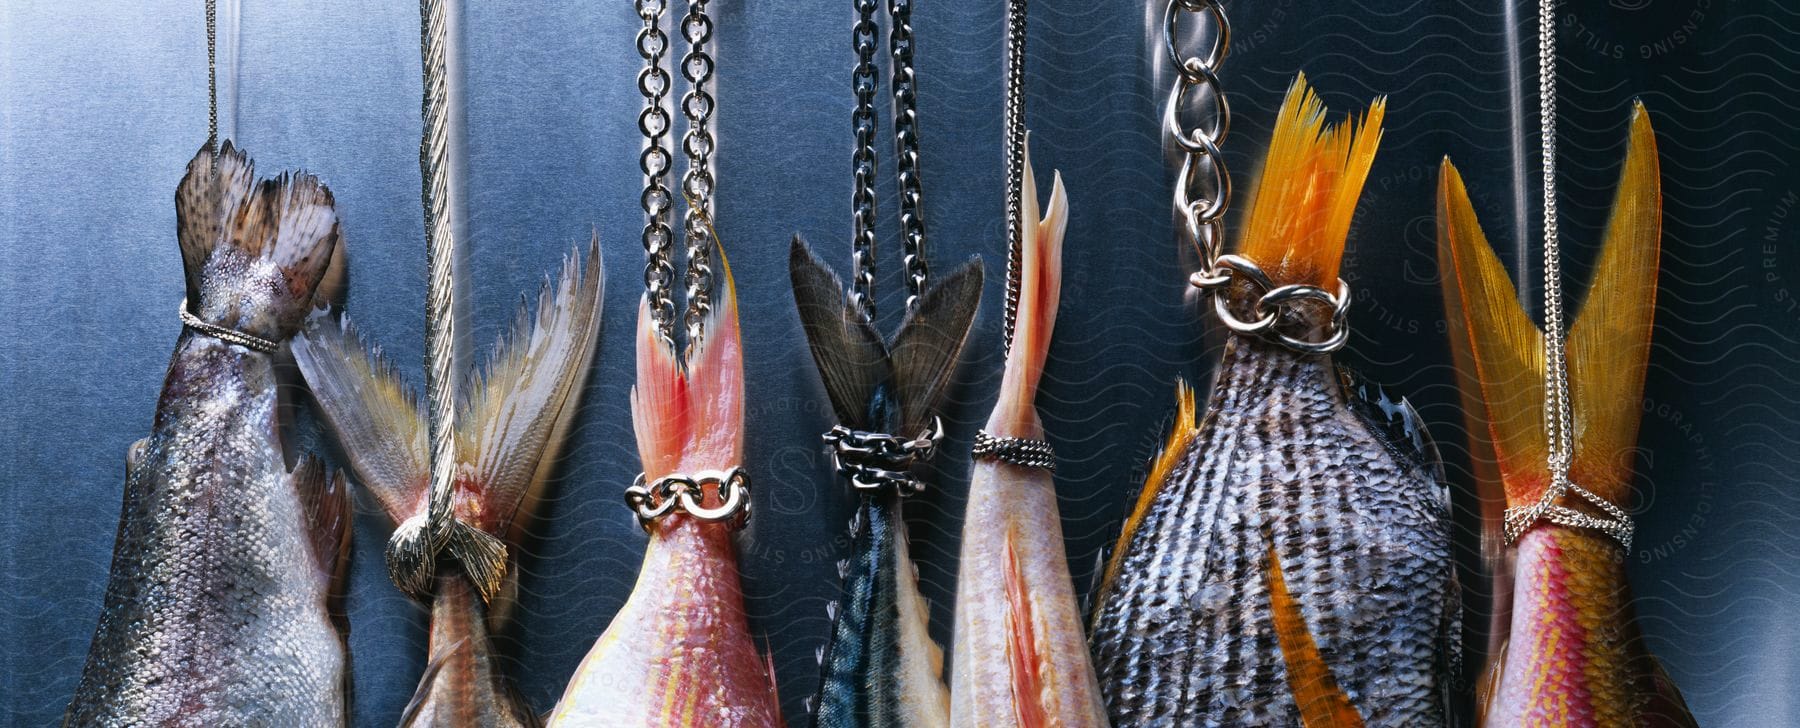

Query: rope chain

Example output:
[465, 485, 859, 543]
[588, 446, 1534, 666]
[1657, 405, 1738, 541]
[1001, 0, 1028, 351]
[416, 0, 465, 579]
[1504, 0, 1634, 551]
[680, 0, 717, 345]
[637, 0, 677, 346]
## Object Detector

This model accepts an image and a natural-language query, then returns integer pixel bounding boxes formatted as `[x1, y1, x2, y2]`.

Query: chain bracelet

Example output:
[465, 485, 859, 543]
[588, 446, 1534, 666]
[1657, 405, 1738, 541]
[637, 0, 677, 346]
[625, 467, 752, 532]
[889, 0, 929, 311]
[180, 298, 279, 353]
[823, 417, 944, 495]
[1503, 479, 1634, 551]
[680, 0, 717, 346]
[849, 0, 881, 323]
[972, 430, 1055, 471]
[1200, 255, 1352, 354]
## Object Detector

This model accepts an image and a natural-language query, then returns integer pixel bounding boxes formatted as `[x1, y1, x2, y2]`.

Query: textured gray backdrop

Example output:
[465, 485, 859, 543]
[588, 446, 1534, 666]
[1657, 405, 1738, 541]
[3, 0, 1796, 725]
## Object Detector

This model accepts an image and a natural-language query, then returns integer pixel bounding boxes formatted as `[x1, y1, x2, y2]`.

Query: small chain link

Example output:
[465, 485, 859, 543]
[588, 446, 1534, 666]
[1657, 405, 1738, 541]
[849, 0, 881, 323]
[972, 430, 1055, 471]
[637, 0, 678, 346]
[1504, 0, 1633, 551]
[680, 0, 718, 345]
[889, 0, 929, 312]
[179, 298, 279, 353]
[206, 0, 218, 153]
[1001, 0, 1028, 351]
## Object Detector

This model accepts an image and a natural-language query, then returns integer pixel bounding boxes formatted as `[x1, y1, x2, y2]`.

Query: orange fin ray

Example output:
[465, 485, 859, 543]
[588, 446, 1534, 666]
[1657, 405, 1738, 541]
[1265, 541, 1365, 728]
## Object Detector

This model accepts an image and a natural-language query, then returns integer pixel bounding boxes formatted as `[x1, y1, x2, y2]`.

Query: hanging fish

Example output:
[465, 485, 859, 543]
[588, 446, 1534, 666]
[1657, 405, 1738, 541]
[1087, 76, 1458, 727]
[548, 248, 783, 727]
[788, 238, 982, 728]
[1438, 103, 1696, 728]
[65, 143, 350, 726]
[294, 238, 602, 727]
[947, 146, 1105, 727]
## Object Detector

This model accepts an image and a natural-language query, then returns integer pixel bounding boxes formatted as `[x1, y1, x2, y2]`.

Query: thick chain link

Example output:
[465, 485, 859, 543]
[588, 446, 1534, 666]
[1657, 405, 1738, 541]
[972, 430, 1055, 470]
[1505, 0, 1633, 551]
[849, 0, 881, 323]
[889, 0, 929, 312]
[625, 467, 752, 531]
[823, 418, 944, 495]
[680, 0, 717, 346]
[1001, 0, 1028, 351]
[636, 0, 678, 346]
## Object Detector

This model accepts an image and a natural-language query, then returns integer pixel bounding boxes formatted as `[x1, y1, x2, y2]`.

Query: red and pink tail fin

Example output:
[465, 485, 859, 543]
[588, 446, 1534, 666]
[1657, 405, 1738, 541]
[631, 244, 745, 477]
[175, 141, 342, 342]
[990, 137, 1068, 437]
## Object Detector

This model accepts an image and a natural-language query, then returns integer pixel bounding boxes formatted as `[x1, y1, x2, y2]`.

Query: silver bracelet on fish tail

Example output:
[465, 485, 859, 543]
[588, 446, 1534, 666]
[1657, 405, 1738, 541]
[1503, 0, 1634, 553]
[624, 467, 752, 532]
[179, 299, 279, 353]
[823, 418, 944, 495]
[679, 0, 717, 347]
[1204, 254, 1352, 354]
[972, 431, 1055, 471]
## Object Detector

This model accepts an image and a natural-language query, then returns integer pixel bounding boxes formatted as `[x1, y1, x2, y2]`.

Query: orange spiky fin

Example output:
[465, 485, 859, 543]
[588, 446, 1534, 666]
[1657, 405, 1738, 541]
[1094, 380, 1198, 608]
[1438, 103, 1660, 510]
[1264, 539, 1364, 728]
[1237, 73, 1385, 288]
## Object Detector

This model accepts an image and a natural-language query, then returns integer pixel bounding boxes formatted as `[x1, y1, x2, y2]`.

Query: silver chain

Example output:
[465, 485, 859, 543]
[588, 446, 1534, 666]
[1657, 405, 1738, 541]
[889, 0, 929, 312]
[625, 467, 752, 532]
[849, 0, 881, 323]
[636, 0, 678, 346]
[972, 430, 1055, 470]
[1505, 0, 1633, 551]
[823, 418, 945, 495]
[680, 0, 717, 346]
[1001, 0, 1027, 352]
[206, 0, 217, 152]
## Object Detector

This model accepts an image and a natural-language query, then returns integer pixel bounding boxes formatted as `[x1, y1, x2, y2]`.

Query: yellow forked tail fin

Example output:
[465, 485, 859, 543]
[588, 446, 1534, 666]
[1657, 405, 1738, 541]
[1436, 102, 1662, 510]
[1238, 73, 1385, 289]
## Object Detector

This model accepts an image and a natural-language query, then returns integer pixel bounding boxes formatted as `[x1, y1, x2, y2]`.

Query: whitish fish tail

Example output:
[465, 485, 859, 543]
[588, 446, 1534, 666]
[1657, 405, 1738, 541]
[175, 141, 343, 343]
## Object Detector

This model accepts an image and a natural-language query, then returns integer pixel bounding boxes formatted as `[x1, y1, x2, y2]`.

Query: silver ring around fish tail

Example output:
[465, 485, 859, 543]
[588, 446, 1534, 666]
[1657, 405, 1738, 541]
[179, 298, 280, 353]
[972, 430, 1056, 471]
[624, 467, 752, 532]
[1197, 254, 1352, 354]
[821, 417, 944, 496]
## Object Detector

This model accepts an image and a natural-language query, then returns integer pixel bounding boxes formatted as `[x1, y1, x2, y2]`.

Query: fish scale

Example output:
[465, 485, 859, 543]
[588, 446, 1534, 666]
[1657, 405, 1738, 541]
[1091, 336, 1453, 727]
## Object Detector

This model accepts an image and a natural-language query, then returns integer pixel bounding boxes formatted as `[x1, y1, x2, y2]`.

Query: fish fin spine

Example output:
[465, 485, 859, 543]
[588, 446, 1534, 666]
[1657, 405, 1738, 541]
[1237, 74, 1384, 288]
[293, 312, 429, 524]
[175, 141, 341, 341]
[993, 139, 1067, 437]
[1094, 379, 1198, 606]
[1264, 539, 1365, 728]
[291, 456, 352, 598]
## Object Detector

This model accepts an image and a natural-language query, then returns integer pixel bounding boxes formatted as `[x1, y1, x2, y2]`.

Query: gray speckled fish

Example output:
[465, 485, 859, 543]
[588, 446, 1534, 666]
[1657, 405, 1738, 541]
[789, 238, 982, 728]
[66, 142, 351, 727]
[1087, 76, 1458, 727]
[294, 238, 602, 728]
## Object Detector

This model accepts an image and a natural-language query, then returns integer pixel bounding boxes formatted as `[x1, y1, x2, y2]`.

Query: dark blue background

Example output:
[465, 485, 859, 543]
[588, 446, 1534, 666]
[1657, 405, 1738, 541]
[3, 1, 1795, 725]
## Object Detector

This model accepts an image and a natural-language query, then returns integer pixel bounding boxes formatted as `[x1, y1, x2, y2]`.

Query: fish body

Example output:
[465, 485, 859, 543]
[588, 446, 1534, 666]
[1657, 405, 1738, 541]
[548, 250, 783, 728]
[295, 238, 604, 728]
[1088, 76, 1457, 727]
[949, 147, 1105, 728]
[788, 239, 984, 728]
[66, 143, 350, 727]
[1438, 104, 1696, 728]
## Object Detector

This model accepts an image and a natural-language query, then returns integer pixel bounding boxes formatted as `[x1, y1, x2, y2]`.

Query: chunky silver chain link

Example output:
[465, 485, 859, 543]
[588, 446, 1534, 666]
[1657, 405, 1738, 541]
[625, 467, 752, 531]
[849, 0, 881, 323]
[679, 0, 717, 346]
[1001, 0, 1028, 352]
[823, 418, 944, 495]
[1505, 0, 1633, 551]
[636, 0, 678, 346]
[1166, 1, 1351, 354]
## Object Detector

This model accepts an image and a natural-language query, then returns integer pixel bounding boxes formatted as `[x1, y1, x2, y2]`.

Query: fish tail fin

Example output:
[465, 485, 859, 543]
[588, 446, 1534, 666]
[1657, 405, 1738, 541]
[891, 258, 984, 432]
[1094, 380, 1199, 607]
[992, 138, 1068, 436]
[1237, 73, 1384, 288]
[293, 313, 428, 524]
[1567, 103, 1661, 503]
[633, 239, 743, 475]
[1435, 158, 1549, 508]
[176, 141, 342, 342]
[458, 234, 604, 539]
[788, 236, 889, 427]
[1264, 538, 1366, 728]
